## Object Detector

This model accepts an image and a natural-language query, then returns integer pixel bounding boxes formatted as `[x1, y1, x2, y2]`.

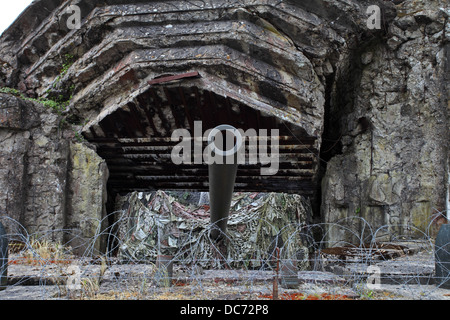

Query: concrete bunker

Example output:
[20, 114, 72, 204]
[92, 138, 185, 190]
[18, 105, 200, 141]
[0, 0, 447, 265]
[80, 78, 321, 254]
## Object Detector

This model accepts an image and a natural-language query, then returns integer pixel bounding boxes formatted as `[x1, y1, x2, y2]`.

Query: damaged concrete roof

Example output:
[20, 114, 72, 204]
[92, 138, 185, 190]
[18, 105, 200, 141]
[0, 0, 396, 195]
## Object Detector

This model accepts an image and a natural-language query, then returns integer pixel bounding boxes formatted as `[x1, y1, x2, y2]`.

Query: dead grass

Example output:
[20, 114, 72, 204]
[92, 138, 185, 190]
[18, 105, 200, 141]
[10, 238, 73, 266]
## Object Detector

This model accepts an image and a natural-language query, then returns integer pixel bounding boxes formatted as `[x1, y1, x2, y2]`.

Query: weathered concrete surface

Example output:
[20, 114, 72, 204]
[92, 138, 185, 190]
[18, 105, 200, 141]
[0, 94, 108, 250]
[0, 94, 40, 130]
[0, 0, 447, 254]
[0, 0, 397, 140]
[321, 0, 449, 244]
[65, 142, 109, 255]
[0, 93, 70, 240]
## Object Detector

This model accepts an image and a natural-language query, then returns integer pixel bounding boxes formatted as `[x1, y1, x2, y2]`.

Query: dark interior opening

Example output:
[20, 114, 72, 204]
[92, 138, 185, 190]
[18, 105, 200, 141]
[83, 85, 321, 254]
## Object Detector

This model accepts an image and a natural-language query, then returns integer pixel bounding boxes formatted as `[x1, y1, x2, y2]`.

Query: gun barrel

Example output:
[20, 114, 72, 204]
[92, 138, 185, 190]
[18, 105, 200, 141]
[207, 125, 241, 240]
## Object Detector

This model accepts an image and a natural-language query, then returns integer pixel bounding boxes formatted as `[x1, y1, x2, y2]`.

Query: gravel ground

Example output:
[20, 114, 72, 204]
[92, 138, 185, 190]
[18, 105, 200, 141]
[1, 241, 449, 300]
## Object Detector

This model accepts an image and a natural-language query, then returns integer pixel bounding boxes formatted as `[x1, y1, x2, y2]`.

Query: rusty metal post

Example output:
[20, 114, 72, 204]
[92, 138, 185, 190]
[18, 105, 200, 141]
[435, 224, 450, 288]
[0, 222, 8, 291]
[273, 247, 280, 300]
[155, 254, 174, 287]
[208, 125, 242, 240]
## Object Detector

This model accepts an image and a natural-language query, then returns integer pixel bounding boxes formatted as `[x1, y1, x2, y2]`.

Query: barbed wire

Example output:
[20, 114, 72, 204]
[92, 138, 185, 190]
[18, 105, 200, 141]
[0, 208, 448, 300]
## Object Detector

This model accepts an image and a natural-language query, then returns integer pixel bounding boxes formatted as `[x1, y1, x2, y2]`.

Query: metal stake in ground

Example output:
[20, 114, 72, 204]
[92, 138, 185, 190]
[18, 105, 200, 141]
[155, 255, 174, 288]
[0, 221, 8, 290]
[435, 223, 450, 289]
[273, 247, 280, 300]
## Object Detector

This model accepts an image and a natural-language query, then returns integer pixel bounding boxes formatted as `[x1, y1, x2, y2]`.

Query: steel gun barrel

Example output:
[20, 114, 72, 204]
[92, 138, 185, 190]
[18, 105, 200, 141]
[207, 125, 242, 240]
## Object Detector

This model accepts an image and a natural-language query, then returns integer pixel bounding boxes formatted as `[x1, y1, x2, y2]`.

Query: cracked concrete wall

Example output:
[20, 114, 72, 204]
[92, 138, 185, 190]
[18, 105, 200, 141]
[65, 142, 109, 255]
[321, 0, 449, 245]
[0, 93, 108, 252]
[0, 93, 70, 240]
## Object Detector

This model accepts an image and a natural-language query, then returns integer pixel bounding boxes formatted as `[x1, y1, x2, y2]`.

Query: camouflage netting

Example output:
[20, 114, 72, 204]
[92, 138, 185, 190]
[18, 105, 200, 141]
[116, 191, 313, 269]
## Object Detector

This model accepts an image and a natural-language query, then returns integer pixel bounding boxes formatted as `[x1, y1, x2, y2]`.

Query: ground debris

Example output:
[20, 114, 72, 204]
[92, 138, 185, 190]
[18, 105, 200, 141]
[319, 242, 411, 263]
